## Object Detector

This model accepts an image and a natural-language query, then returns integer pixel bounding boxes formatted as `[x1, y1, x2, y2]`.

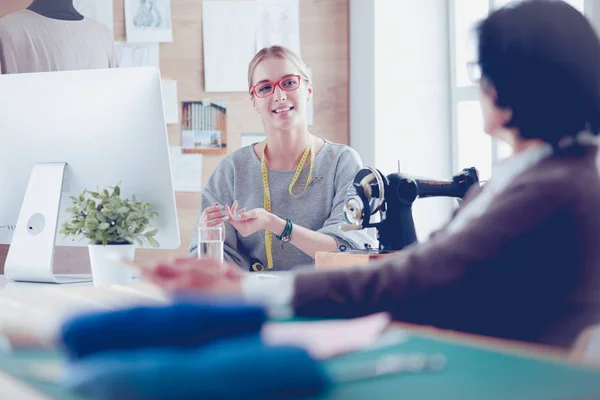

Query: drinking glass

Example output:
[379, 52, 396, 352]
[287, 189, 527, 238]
[197, 226, 224, 263]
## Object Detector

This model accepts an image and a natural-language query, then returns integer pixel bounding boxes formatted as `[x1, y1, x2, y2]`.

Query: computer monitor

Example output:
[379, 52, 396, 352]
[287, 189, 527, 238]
[0, 67, 180, 283]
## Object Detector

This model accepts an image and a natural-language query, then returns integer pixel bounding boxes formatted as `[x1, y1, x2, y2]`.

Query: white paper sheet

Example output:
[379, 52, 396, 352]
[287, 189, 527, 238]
[256, 0, 301, 56]
[240, 132, 266, 148]
[261, 313, 392, 360]
[115, 42, 160, 69]
[74, 0, 114, 34]
[162, 80, 178, 124]
[202, 0, 258, 92]
[169, 147, 203, 192]
[125, 0, 173, 43]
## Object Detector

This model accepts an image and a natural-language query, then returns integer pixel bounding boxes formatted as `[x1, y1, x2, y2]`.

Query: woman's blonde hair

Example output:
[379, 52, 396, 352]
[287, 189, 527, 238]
[247, 45, 310, 92]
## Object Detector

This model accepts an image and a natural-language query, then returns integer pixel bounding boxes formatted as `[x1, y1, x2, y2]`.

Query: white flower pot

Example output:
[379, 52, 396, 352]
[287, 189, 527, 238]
[88, 244, 135, 287]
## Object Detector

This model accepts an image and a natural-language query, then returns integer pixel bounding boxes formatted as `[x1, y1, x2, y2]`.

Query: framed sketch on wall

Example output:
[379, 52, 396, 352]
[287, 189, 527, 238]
[115, 42, 160, 69]
[181, 100, 227, 155]
[125, 0, 173, 42]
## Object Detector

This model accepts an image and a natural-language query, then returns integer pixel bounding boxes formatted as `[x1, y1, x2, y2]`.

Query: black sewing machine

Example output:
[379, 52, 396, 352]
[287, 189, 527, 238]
[340, 167, 479, 252]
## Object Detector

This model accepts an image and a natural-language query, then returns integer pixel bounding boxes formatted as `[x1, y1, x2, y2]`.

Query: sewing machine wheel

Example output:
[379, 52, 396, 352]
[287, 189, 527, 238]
[343, 167, 386, 228]
[356, 167, 386, 214]
[344, 198, 363, 225]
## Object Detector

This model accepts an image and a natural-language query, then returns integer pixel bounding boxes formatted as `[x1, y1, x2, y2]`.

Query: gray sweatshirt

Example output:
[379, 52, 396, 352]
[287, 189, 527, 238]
[189, 140, 378, 271]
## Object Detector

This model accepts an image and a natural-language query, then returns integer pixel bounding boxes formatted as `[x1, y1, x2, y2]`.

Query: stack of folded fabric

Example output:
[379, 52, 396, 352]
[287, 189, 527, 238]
[58, 300, 331, 400]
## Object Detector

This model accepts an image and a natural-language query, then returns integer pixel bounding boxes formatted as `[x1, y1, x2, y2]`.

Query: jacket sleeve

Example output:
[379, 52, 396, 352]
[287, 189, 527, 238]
[291, 178, 571, 320]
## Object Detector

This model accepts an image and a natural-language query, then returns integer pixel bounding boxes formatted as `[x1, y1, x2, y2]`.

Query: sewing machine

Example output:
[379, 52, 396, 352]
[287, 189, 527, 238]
[340, 167, 479, 252]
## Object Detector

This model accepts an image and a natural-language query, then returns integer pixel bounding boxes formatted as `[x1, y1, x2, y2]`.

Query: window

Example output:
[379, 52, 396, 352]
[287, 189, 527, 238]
[456, 101, 492, 180]
[452, 0, 488, 88]
[450, 0, 587, 181]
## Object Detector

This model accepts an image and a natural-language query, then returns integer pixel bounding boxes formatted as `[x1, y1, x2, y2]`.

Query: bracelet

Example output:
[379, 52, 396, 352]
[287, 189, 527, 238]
[275, 218, 293, 243]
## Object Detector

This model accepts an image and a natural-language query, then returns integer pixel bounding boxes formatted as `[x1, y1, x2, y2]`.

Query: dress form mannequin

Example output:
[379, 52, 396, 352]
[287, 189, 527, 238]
[0, 0, 116, 74]
[27, 0, 83, 21]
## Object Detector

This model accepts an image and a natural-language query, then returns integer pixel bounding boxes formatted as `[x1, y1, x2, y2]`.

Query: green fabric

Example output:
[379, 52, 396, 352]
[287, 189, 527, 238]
[316, 335, 600, 400]
[1, 332, 599, 400]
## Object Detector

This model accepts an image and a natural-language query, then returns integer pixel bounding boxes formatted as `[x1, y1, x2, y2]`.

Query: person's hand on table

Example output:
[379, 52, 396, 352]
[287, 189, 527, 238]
[142, 258, 245, 295]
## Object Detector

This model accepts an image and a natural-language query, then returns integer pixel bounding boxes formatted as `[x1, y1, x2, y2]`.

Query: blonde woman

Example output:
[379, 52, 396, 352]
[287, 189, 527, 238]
[190, 46, 376, 272]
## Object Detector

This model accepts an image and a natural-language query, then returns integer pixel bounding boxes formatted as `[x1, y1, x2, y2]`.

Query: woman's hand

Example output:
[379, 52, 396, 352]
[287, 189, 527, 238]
[197, 203, 229, 241]
[224, 201, 337, 259]
[142, 257, 245, 294]
[199, 203, 229, 228]
[226, 204, 280, 238]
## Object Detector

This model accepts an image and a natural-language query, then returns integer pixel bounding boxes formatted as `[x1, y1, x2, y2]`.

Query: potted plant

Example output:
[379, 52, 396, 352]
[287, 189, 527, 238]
[60, 183, 159, 286]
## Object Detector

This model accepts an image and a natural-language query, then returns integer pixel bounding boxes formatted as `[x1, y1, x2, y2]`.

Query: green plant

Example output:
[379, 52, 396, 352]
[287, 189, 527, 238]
[60, 183, 159, 247]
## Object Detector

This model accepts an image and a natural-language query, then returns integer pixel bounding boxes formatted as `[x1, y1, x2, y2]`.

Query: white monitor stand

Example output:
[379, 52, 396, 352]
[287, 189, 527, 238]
[4, 163, 91, 283]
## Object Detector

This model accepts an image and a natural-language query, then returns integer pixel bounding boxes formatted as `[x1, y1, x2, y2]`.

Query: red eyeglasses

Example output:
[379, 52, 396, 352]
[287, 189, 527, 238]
[250, 75, 302, 98]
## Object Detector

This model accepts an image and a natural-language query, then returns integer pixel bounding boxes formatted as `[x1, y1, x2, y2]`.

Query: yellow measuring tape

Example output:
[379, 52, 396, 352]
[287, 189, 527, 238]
[255, 138, 315, 271]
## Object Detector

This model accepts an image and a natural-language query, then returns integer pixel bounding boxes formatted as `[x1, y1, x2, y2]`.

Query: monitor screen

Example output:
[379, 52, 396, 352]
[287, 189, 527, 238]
[0, 67, 180, 281]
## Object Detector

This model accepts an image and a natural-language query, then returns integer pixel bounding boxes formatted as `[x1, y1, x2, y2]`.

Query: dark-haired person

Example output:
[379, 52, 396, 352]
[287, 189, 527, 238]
[145, 0, 600, 348]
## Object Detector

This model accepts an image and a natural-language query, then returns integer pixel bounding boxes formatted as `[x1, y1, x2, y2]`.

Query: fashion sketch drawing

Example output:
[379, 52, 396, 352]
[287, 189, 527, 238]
[133, 0, 163, 28]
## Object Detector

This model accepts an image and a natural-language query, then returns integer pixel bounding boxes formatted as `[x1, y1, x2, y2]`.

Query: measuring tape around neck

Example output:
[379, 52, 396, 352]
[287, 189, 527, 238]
[257, 139, 315, 271]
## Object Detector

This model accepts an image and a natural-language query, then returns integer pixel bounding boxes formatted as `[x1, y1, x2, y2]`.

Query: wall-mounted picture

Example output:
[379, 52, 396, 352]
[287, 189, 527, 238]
[181, 100, 227, 155]
[115, 42, 159, 69]
[124, 0, 173, 42]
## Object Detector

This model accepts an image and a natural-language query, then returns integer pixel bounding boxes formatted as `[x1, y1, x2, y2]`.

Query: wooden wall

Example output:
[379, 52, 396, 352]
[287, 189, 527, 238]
[0, 0, 349, 271]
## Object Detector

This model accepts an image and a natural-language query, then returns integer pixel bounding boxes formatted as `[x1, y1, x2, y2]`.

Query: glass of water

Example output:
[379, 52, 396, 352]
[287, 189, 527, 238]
[197, 226, 224, 263]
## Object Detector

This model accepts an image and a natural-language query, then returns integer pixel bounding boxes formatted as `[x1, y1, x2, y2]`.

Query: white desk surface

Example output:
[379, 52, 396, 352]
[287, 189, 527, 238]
[0, 274, 167, 400]
[0, 275, 165, 323]
[0, 372, 54, 400]
[0, 275, 88, 288]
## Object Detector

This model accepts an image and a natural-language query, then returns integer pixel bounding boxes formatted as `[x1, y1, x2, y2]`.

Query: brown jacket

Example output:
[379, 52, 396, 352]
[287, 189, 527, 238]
[292, 148, 600, 348]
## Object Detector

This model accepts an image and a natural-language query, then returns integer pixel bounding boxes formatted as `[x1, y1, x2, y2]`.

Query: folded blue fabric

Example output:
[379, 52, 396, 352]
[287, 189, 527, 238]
[66, 335, 331, 400]
[60, 300, 267, 360]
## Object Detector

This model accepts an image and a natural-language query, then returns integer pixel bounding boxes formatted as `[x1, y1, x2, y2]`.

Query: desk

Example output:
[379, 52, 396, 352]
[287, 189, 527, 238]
[314, 250, 397, 270]
[0, 277, 599, 400]
[1, 324, 599, 400]
[0, 276, 166, 400]
[316, 332, 600, 400]
[0, 276, 166, 356]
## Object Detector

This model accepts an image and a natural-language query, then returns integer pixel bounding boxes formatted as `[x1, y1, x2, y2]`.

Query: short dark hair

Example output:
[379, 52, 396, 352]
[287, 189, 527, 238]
[476, 0, 600, 145]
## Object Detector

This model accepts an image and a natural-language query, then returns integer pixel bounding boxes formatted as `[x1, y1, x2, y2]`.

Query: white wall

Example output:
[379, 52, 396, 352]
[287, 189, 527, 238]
[587, 0, 600, 36]
[350, 0, 454, 240]
[349, 0, 376, 168]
